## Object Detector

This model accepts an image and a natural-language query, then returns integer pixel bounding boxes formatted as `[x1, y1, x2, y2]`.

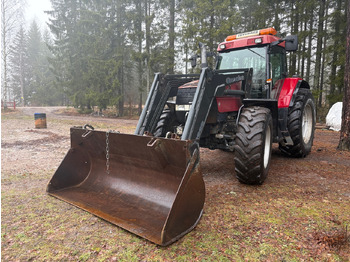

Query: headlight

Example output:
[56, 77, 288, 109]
[176, 104, 191, 111]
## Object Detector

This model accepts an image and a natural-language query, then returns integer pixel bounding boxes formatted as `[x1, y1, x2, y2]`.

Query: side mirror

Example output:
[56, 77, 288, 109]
[284, 35, 298, 52]
[206, 51, 216, 58]
[189, 55, 197, 68]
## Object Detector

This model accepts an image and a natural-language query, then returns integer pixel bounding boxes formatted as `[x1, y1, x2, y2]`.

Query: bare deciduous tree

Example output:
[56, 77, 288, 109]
[1, 0, 25, 105]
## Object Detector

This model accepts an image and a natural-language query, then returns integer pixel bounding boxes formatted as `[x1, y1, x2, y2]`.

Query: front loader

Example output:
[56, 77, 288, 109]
[48, 27, 316, 245]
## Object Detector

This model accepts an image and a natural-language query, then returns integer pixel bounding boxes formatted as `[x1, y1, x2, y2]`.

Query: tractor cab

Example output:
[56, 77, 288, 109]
[216, 27, 296, 99]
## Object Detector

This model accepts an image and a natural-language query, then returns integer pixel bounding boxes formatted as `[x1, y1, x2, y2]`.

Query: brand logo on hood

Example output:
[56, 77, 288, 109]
[226, 75, 244, 84]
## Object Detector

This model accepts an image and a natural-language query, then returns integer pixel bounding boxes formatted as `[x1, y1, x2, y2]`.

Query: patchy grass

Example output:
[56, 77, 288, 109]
[2, 108, 350, 261]
[2, 178, 350, 261]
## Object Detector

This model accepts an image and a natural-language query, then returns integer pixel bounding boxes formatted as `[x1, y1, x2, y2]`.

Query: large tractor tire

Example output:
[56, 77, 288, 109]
[153, 109, 178, 137]
[234, 107, 273, 185]
[279, 89, 316, 157]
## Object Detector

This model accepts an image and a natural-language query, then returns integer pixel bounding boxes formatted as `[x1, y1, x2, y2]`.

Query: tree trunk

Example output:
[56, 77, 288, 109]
[137, 0, 143, 116]
[289, 0, 299, 76]
[319, 4, 329, 106]
[330, 0, 342, 95]
[209, 6, 214, 54]
[138, 92, 143, 116]
[1, 0, 8, 107]
[168, 0, 175, 74]
[117, 1, 124, 117]
[20, 51, 25, 106]
[314, 0, 325, 107]
[273, 2, 280, 32]
[301, 11, 307, 78]
[145, 0, 151, 92]
[305, 2, 314, 83]
[338, 0, 350, 151]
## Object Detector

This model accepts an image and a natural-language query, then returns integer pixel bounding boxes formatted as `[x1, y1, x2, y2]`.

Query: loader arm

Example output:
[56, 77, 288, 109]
[135, 73, 167, 136]
[182, 68, 253, 140]
[136, 68, 253, 141]
[135, 73, 200, 136]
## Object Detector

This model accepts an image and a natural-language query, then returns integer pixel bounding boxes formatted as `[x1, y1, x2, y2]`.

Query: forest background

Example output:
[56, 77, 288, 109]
[1, 0, 348, 118]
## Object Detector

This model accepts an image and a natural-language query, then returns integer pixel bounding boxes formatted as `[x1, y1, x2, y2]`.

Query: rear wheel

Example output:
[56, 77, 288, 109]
[279, 89, 315, 157]
[234, 107, 273, 185]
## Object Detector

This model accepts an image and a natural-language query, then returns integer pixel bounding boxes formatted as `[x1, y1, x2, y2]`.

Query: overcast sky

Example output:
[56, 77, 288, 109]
[25, 0, 52, 30]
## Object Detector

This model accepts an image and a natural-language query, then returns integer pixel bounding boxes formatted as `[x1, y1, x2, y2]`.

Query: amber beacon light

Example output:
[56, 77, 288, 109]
[225, 27, 277, 42]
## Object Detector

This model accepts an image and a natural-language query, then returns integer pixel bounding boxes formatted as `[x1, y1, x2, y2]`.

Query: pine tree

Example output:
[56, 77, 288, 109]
[26, 20, 44, 105]
[33, 28, 59, 106]
[47, 0, 127, 111]
[8, 22, 58, 106]
[8, 25, 27, 106]
[181, 0, 240, 68]
[328, 0, 347, 105]
[46, 0, 87, 108]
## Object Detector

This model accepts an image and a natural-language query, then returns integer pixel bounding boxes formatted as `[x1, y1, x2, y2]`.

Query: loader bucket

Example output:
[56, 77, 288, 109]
[47, 127, 205, 246]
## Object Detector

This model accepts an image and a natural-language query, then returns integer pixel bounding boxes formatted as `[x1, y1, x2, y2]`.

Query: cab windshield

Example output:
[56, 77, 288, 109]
[217, 46, 267, 98]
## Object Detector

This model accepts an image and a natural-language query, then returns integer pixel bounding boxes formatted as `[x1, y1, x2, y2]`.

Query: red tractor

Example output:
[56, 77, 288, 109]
[49, 27, 316, 245]
[137, 27, 316, 185]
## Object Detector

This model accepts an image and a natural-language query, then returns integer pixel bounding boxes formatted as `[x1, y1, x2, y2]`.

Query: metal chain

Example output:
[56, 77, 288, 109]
[105, 130, 120, 175]
[106, 131, 110, 175]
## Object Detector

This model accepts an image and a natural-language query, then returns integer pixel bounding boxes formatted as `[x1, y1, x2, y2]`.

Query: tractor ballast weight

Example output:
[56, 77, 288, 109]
[48, 27, 316, 245]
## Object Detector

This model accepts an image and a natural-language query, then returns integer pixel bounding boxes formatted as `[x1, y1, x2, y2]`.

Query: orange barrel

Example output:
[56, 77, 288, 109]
[34, 113, 47, 128]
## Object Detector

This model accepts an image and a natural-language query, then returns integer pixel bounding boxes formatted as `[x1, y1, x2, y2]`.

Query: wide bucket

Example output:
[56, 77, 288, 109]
[47, 127, 205, 246]
[34, 113, 47, 128]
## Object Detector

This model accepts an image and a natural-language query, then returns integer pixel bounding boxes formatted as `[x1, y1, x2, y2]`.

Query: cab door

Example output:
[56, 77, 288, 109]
[269, 46, 287, 99]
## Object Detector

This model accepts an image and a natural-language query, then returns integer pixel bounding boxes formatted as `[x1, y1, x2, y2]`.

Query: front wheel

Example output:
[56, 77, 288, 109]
[234, 107, 273, 185]
[153, 109, 178, 137]
[279, 89, 316, 157]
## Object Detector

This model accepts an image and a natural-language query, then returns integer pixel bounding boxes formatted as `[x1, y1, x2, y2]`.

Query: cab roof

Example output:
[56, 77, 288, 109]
[217, 27, 285, 52]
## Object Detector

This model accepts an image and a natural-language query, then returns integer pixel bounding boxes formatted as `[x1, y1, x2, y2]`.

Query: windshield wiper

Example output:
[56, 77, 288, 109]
[247, 48, 264, 59]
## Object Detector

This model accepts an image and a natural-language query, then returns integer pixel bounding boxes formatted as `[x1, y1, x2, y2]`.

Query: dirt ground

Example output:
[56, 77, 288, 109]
[1, 107, 350, 261]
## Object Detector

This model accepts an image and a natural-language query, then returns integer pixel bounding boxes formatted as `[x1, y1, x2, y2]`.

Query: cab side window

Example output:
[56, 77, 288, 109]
[269, 46, 286, 85]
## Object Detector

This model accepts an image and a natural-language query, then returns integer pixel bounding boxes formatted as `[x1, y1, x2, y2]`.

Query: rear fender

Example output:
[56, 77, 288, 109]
[278, 78, 310, 108]
[277, 78, 310, 145]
